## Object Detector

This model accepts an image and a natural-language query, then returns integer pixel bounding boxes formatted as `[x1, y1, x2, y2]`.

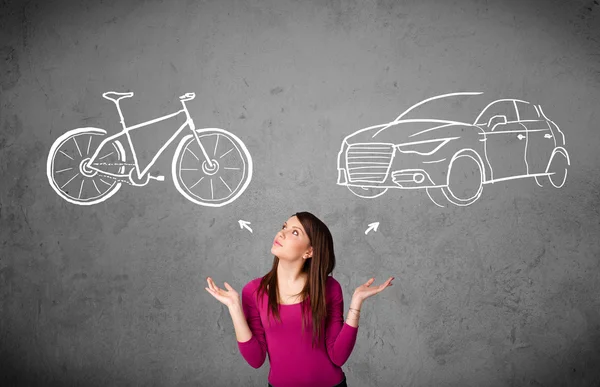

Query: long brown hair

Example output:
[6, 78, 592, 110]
[255, 211, 336, 348]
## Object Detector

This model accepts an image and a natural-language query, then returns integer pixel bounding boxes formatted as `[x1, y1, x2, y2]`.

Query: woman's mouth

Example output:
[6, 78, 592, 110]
[273, 239, 282, 247]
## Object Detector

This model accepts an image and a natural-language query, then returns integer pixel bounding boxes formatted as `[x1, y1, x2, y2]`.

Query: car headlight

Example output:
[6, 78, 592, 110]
[396, 137, 458, 156]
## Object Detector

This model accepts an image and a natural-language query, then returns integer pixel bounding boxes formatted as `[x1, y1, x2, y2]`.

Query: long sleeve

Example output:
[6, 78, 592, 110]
[325, 278, 359, 366]
[237, 281, 267, 368]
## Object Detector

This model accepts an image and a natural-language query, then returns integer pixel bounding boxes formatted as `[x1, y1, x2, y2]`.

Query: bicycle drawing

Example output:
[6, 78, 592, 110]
[47, 91, 253, 207]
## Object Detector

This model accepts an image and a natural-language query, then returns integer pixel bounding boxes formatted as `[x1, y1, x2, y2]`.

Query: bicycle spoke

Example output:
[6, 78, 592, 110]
[219, 176, 232, 193]
[60, 150, 74, 160]
[73, 137, 82, 157]
[92, 180, 101, 194]
[186, 147, 200, 161]
[224, 167, 240, 170]
[56, 167, 73, 174]
[213, 134, 219, 157]
[190, 176, 204, 189]
[78, 179, 85, 199]
[219, 148, 234, 159]
[61, 173, 80, 189]
[181, 168, 199, 171]
[86, 136, 92, 155]
[99, 151, 114, 160]
[210, 178, 214, 199]
[99, 179, 112, 186]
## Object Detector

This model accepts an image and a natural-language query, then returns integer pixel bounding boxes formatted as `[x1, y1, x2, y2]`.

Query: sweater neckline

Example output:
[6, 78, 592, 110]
[278, 296, 309, 306]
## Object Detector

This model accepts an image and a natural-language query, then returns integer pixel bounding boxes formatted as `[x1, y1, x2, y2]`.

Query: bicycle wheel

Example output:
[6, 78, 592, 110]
[47, 127, 127, 205]
[172, 128, 252, 207]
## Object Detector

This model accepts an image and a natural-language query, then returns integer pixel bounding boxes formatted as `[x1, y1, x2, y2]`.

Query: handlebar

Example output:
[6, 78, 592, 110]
[180, 93, 196, 100]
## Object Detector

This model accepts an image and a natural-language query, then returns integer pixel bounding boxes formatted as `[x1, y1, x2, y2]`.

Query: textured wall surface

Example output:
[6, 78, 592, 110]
[1, 0, 600, 386]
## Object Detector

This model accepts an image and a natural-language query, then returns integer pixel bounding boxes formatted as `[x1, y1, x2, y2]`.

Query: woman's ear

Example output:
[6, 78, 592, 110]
[305, 246, 313, 259]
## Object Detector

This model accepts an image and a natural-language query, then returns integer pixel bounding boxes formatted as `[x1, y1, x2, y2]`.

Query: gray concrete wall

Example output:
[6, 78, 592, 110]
[1, 0, 599, 385]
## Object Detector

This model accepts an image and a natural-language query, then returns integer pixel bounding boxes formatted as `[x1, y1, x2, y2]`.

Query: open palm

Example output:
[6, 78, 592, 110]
[353, 277, 394, 302]
[205, 277, 240, 308]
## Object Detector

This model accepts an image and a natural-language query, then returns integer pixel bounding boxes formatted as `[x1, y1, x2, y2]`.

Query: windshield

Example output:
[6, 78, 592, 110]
[394, 92, 488, 124]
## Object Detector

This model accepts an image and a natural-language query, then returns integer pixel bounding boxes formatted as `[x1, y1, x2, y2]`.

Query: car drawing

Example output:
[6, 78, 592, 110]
[336, 92, 570, 207]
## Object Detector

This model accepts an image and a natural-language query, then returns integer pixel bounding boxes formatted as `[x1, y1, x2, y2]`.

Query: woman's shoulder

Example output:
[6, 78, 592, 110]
[326, 275, 343, 296]
[326, 275, 340, 286]
[245, 277, 263, 288]
[240, 277, 264, 294]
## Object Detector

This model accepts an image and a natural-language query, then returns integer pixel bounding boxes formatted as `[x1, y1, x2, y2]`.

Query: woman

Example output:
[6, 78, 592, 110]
[205, 211, 394, 387]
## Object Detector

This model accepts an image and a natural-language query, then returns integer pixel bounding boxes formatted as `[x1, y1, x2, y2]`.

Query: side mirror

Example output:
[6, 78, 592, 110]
[488, 115, 507, 128]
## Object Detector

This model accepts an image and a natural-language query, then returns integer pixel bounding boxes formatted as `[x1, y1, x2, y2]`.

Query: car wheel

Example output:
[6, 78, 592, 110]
[347, 185, 388, 199]
[426, 187, 450, 208]
[432, 150, 484, 207]
[544, 147, 569, 188]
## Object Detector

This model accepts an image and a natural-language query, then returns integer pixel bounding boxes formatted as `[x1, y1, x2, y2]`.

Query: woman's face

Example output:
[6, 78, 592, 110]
[271, 216, 312, 261]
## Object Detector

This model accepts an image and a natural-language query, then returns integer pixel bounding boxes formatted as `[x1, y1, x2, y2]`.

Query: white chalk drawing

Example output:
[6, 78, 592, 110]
[365, 222, 379, 235]
[47, 92, 252, 207]
[336, 92, 570, 207]
[238, 219, 253, 233]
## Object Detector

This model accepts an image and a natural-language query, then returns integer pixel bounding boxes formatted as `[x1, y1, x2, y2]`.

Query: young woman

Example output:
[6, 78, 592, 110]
[205, 211, 394, 387]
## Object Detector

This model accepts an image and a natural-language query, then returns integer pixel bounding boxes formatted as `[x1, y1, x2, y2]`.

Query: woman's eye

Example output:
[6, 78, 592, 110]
[293, 230, 298, 236]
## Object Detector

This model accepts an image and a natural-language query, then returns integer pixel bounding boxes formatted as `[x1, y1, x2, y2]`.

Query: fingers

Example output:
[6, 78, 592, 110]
[364, 277, 394, 287]
[379, 277, 394, 288]
[364, 277, 394, 292]
[206, 277, 220, 293]
[206, 277, 235, 294]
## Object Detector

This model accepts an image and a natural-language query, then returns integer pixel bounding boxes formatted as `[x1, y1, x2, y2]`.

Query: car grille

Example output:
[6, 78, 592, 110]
[346, 143, 394, 183]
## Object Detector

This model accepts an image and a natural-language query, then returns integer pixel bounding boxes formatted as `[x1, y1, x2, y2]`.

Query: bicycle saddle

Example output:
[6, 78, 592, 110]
[179, 92, 196, 101]
[102, 91, 134, 102]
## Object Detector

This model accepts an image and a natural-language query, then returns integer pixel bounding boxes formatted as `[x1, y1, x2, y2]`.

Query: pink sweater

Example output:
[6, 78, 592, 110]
[237, 275, 359, 387]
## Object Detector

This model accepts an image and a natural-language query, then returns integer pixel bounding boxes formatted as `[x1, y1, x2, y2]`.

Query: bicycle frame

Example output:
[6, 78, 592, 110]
[88, 97, 210, 181]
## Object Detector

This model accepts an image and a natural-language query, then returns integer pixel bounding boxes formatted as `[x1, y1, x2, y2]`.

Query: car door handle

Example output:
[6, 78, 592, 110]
[517, 134, 526, 140]
[544, 133, 553, 139]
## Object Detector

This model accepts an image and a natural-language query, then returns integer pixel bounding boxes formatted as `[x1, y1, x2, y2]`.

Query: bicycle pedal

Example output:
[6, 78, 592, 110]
[149, 175, 165, 182]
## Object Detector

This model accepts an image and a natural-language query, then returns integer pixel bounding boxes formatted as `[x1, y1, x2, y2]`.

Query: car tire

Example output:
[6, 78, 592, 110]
[347, 185, 388, 199]
[544, 147, 570, 188]
[426, 187, 450, 208]
[427, 150, 484, 207]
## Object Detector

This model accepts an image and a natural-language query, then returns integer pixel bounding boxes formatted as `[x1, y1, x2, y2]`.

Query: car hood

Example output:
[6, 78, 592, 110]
[343, 119, 469, 145]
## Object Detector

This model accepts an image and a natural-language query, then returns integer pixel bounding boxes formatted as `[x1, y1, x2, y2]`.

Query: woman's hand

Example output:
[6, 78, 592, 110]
[353, 276, 394, 303]
[205, 277, 240, 308]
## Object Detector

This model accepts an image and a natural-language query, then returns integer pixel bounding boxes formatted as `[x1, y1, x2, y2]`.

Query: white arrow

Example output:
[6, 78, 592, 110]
[238, 220, 253, 233]
[365, 222, 379, 235]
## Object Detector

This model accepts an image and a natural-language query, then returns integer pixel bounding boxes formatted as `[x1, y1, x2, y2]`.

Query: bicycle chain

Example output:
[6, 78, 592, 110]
[96, 173, 133, 185]
[92, 162, 135, 166]
[90, 162, 135, 185]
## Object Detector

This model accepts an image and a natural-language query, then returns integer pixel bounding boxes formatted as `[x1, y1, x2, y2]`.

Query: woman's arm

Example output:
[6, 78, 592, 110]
[235, 282, 268, 369]
[344, 297, 363, 328]
[205, 277, 267, 368]
[229, 302, 253, 342]
[325, 279, 360, 366]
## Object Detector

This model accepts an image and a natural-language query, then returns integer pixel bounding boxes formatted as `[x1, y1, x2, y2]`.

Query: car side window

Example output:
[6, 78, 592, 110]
[475, 100, 519, 127]
[515, 101, 540, 121]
